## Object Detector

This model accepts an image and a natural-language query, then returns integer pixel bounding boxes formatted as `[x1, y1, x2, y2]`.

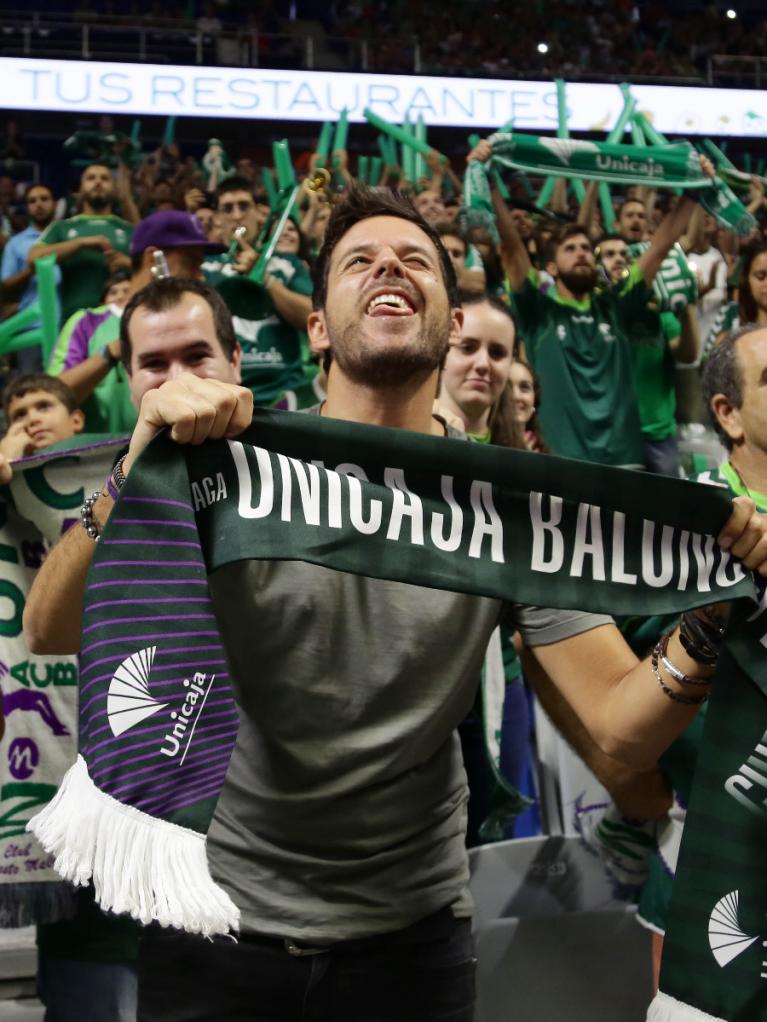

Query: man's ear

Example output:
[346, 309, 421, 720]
[229, 341, 242, 385]
[141, 247, 157, 273]
[545, 259, 558, 280]
[307, 310, 330, 357]
[71, 410, 85, 435]
[710, 393, 744, 446]
[448, 307, 464, 346]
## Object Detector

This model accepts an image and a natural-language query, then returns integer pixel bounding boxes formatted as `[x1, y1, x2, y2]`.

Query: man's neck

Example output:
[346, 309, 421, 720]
[730, 445, 767, 501]
[32, 218, 53, 232]
[322, 366, 445, 436]
[80, 203, 112, 217]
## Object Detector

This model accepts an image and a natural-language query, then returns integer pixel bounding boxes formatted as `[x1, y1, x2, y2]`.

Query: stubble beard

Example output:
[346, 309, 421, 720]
[325, 308, 451, 388]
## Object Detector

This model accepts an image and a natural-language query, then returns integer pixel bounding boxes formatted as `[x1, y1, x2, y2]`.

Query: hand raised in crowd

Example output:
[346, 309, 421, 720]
[124, 374, 253, 476]
[718, 495, 767, 576]
[467, 139, 492, 164]
[184, 187, 207, 212]
[229, 229, 258, 276]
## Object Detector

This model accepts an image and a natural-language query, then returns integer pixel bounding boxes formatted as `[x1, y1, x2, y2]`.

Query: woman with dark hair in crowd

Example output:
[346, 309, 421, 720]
[437, 292, 522, 448]
[509, 357, 549, 453]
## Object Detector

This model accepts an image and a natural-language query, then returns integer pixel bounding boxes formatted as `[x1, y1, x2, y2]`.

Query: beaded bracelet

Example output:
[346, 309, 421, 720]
[80, 490, 103, 542]
[651, 636, 710, 705]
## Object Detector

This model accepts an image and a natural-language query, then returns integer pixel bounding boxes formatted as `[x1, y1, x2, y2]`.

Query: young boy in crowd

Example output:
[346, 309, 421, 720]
[0, 373, 140, 1020]
[0, 373, 84, 482]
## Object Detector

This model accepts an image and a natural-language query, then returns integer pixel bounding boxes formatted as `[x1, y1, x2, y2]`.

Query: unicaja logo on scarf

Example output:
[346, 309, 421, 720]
[159, 671, 214, 765]
[708, 891, 759, 967]
[107, 647, 166, 737]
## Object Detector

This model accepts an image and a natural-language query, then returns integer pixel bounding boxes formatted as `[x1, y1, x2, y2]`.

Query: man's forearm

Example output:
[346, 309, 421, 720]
[23, 491, 114, 654]
[599, 626, 711, 770]
[639, 196, 697, 284]
[491, 188, 532, 291]
[266, 279, 312, 331]
[59, 355, 114, 406]
[1, 267, 33, 302]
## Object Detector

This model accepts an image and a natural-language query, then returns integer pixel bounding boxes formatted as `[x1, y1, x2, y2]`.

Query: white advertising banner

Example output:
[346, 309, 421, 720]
[2, 57, 766, 136]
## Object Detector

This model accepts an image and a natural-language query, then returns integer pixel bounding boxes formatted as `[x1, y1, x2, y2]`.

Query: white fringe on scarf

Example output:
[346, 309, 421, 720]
[27, 754, 240, 937]
[647, 992, 726, 1022]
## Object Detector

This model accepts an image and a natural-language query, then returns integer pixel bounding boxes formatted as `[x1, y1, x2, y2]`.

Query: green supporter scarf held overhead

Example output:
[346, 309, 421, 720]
[462, 132, 757, 242]
[28, 410, 767, 950]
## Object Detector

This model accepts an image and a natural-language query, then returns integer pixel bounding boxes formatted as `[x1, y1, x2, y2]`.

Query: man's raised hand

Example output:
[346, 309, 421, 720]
[719, 495, 767, 576]
[124, 375, 253, 476]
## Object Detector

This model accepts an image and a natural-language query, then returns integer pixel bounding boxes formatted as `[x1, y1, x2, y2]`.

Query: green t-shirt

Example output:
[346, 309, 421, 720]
[203, 252, 313, 405]
[38, 214, 133, 326]
[47, 305, 136, 435]
[627, 308, 680, 442]
[511, 264, 649, 466]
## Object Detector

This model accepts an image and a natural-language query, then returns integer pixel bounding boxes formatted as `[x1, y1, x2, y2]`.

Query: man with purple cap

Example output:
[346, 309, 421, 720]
[47, 211, 226, 434]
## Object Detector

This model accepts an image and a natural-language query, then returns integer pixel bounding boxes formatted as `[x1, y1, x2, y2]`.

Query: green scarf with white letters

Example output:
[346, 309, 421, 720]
[462, 132, 757, 241]
[27, 410, 767, 1001]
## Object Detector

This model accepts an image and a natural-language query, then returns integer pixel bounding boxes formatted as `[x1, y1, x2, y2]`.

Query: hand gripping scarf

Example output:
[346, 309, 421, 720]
[27, 410, 766, 945]
[462, 132, 757, 241]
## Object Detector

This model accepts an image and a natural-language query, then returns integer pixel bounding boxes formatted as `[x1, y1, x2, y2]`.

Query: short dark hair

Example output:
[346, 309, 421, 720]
[620, 197, 646, 212]
[80, 162, 112, 182]
[311, 183, 459, 312]
[701, 323, 763, 450]
[24, 183, 54, 204]
[3, 373, 78, 420]
[119, 277, 237, 367]
[545, 223, 592, 264]
[215, 176, 255, 205]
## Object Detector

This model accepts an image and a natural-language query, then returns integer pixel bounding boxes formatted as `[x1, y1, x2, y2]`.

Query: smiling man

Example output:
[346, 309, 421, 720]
[23, 187, 767, 1022]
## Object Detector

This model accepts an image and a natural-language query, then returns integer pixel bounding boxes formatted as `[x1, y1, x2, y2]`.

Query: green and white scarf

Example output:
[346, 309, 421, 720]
[0, 435, 126, 926]
[27, 410, 765, 949]
[463, 133, 757, 240]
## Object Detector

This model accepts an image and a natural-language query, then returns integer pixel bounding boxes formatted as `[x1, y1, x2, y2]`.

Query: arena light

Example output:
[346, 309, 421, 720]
[726, 8, 737, 18]
[537, 42, 549, 54]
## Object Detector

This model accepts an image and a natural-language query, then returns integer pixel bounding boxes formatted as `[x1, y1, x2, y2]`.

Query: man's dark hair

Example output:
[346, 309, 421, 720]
[3, 373, 78, 420]
[80, 162, 112, 182]
[24, 183, 54, 204]
[215, 176, 255, 205]
[544, 222, 592, 264]
[312, 184, 459, 312]
[119, 277, 237, 367]
[701, 323, 763, 450]
[619, 197, 646, 212]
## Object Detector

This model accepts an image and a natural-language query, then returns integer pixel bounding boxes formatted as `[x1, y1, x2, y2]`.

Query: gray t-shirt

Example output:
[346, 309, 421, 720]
[206, 559, 610, 942]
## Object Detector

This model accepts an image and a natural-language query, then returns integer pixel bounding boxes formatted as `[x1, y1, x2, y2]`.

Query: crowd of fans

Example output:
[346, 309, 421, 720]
[8, 0, 767, 80]
[1, 107, 767, 1018]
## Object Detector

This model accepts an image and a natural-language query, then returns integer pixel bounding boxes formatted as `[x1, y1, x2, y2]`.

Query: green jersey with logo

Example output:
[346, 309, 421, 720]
[38, 215, 133, 326]
[512, 264, 649, 466]
[203, 252, 313, 405]
[626, 308, 680, 442]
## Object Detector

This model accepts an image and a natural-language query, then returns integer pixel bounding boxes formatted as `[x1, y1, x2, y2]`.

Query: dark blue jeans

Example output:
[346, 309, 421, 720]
[137, 907, 475, 1022]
